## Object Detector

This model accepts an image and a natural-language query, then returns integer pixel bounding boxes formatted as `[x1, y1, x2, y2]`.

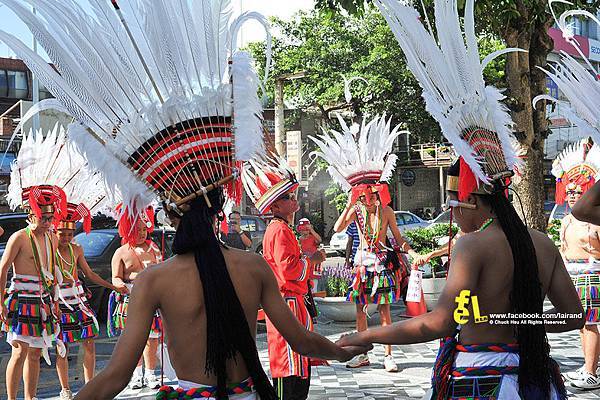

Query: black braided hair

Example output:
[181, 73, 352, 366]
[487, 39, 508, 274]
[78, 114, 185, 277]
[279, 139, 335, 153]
[447, 161, 551, 397]
[171, 188, 276, 399]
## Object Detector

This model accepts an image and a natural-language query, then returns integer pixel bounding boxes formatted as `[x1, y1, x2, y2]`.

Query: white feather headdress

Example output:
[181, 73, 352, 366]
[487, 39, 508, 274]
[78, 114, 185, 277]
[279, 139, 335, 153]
[0, 0, 270, 220]
[375, 0, 522, 191]
[6, 125, 85, 219]
[309, 114, 405, 191]
[551, 138, 600, 204]
[533, 2, 600, 143]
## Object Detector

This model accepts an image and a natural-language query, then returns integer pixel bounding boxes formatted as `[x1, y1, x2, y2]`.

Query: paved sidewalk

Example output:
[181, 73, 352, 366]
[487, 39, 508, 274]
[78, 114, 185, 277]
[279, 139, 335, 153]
[1, 307, 599, 399]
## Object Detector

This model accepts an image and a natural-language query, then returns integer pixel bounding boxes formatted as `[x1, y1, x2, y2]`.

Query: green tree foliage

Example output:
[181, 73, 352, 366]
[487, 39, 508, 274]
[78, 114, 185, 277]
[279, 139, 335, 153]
[314, 0, 600, 231]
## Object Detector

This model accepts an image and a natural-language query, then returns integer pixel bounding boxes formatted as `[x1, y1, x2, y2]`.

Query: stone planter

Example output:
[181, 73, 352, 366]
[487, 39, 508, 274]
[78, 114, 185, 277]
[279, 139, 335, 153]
[314, 296, 378, 322]
[422, 277, 446, 310]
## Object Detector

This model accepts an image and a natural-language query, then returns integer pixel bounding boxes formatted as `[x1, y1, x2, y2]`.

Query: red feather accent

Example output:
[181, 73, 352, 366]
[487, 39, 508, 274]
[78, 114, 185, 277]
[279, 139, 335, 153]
[28, 187, 42, 219]
[220, 214, 229, 235]
[458, 158, 478, 201]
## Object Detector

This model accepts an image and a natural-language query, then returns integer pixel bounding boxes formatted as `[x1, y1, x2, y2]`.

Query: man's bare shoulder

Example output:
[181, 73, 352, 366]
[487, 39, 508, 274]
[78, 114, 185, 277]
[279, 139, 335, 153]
[7, 228, 28, 245]
[222, 247, 269, 271]
[527, 227, 560, 256]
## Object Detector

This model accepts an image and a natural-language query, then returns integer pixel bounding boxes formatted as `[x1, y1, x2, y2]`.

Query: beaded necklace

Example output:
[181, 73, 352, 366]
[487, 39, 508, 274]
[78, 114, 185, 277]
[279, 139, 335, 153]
[26, 226, 54, 294]
[478, 218, 494, 232]
[355, 204, 381, 249]
[56, 244, 76, 280]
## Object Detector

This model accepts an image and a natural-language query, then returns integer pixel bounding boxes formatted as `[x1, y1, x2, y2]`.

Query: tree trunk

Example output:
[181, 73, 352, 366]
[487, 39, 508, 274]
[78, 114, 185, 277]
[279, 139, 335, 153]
[502, 3, 552, 231]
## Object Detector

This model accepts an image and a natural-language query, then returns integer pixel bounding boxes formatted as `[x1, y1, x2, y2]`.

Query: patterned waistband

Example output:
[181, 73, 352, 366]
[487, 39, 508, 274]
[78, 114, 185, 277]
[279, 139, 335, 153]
[455, 343, 519, 353]
[156, 378, 254, 399]
[451, 365, 518, 377]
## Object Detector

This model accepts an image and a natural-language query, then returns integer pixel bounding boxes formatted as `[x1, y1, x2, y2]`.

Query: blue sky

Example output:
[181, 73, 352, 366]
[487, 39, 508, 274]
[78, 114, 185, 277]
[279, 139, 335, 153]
[0, 0, 314, 58]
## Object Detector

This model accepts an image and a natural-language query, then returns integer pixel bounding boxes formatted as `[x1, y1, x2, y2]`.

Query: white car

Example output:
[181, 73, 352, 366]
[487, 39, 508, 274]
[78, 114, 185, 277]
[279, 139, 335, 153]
[394, 211, 429, 232]
[328, 231, 350, 256]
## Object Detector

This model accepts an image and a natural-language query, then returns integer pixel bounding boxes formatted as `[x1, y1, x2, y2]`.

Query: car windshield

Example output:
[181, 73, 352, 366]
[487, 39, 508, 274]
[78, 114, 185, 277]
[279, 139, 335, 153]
[75, 231, 115, 257]
[433, 211, 451, 224]
[552, 203, 568, 221]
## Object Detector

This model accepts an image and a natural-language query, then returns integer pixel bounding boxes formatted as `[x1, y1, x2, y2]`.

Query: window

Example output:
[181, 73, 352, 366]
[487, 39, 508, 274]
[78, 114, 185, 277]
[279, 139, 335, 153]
[405, 214, 419, 224]
[0, 217, 28, 243]
[0, 69, 7, 97]
[75, 231, 116, 258]
[7, 70, 28, 99]
[241, 217, 258, 232]
[395, 214, 406, 226]
[39, 82, 52, 100]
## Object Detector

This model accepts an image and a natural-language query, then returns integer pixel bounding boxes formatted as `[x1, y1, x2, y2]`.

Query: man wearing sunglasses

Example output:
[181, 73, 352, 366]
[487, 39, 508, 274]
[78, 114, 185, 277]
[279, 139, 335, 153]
[551, 140, 600, 389]
[0, 186, 66, 400]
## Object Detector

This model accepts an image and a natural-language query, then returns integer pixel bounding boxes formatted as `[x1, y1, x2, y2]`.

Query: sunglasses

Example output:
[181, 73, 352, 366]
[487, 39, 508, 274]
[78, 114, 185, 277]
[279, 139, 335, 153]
[279, 193, 297, 201]
[39, 215, 55, 223]
[566, 190, 583, 196]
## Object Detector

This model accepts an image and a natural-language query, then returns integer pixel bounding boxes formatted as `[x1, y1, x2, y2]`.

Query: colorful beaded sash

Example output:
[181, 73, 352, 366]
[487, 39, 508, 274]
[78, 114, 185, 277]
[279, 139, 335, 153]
[156, 378, 254, 399]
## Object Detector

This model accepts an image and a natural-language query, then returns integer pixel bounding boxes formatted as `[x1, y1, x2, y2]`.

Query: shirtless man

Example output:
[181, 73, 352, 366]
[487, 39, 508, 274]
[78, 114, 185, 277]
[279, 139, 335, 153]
[0, 210, 60, 400]
[334, 187, 424, 371]
[54, 221, 128, 400]
[338, 160, 584, 398]
[557, 184, 600, 388]
[109, 216, 163, 390]
[74, 190, 368, 400]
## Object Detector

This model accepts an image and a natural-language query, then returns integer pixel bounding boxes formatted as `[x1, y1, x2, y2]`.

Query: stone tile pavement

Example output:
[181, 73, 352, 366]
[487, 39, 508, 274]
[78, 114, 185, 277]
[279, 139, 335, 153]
[1, 308, 599, 399]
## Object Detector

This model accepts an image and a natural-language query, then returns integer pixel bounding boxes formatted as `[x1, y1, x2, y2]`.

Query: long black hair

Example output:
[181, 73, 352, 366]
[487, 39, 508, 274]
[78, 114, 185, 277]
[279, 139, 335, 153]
[448, 161, 553, 398]
[171, 188, 276, 399]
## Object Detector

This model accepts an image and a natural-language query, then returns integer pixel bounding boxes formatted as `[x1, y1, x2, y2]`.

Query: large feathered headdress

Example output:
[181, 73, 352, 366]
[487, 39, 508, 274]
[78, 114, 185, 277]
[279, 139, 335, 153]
[375, 0, 522, 200]
[0, 0, 269, 223]
[310, 114, 405, 206]
[551, 138, 600, 205]
[533, 2, 600, 143]
[7, 125, 73, 220]
[57, 145, 111, 235]
[242, 147, 298, 215]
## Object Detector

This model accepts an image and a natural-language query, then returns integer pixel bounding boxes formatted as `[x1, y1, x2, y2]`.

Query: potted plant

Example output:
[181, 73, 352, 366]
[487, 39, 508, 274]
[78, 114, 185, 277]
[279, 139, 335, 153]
[404, 223, 457, 310]
[547, 219, 561, 247]
[314, 263, 377, 322]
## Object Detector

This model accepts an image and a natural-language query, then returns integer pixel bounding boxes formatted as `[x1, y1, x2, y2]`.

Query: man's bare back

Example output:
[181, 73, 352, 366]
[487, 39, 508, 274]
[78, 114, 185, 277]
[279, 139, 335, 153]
[455, 225, 577, 344]
[76, 245, 361, 399]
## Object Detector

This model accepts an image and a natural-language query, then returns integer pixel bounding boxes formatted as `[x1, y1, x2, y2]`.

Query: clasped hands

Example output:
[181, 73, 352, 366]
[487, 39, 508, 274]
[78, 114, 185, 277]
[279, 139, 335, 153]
[335, 331, 372, 361]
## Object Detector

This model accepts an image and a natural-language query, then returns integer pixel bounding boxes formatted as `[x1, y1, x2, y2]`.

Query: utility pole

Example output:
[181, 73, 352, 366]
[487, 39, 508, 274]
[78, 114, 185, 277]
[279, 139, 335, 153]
[273, 71, 306, 157]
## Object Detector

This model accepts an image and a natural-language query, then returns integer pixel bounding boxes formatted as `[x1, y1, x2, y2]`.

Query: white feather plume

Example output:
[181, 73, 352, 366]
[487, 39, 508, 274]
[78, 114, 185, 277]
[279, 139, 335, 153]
[309, 114, 405, 190]
[0, 0, 268, 217]
[552, 138, 600, 181]
[7, 125, 108, 214]
[375, 0, 522, 184]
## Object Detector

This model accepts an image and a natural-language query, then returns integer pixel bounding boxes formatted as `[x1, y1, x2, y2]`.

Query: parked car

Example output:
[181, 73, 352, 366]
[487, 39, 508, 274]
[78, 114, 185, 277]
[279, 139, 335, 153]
[395, 211, 429, 232]
[549, 202, 568, 222]
[328, 231, 349, 256]
[238, 214, 268, 254]
[428, 210, 451, 226]
[74, 228, 176, 321]
[0, 212, 29, 258]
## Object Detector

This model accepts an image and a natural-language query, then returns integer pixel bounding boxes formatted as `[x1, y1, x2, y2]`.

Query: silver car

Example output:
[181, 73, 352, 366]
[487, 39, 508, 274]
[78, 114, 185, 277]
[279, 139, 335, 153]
[394, 211, 429, 232]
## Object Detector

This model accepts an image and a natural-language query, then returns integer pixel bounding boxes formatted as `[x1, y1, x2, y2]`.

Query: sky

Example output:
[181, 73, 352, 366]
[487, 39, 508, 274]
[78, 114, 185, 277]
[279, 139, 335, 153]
[0, 0, 315, 58]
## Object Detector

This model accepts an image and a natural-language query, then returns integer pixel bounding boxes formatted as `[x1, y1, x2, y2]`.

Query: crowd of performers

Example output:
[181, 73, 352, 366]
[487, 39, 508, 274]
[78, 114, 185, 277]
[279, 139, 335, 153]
[0, 0, 598, 399]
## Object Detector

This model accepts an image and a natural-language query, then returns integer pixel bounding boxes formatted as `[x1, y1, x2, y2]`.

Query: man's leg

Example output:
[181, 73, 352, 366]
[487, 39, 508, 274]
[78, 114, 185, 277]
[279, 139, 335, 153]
[144, 337, 158, 370]
[273, 374, 310, 400]
[143, 337, 160, 388]
[584, 324, 600, 374]
[379, 304, 392, 356]
[82, 339, 96, 383]
[356, 303, 368, 333]
[56, 344, 70, 391]
[6, 340, 29, 400]
[23, 347, 42, 400]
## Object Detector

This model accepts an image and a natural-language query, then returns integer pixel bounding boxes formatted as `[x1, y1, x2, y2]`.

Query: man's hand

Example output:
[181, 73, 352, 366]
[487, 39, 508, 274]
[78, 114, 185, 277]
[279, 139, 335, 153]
[411, 253, 427, 267]
[310, 249, 326, 264]
[0, 303, 8, 322]
[336, 331, 372, 352]
[115, 283, 129, 295]
[340, 345, 373, 361]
